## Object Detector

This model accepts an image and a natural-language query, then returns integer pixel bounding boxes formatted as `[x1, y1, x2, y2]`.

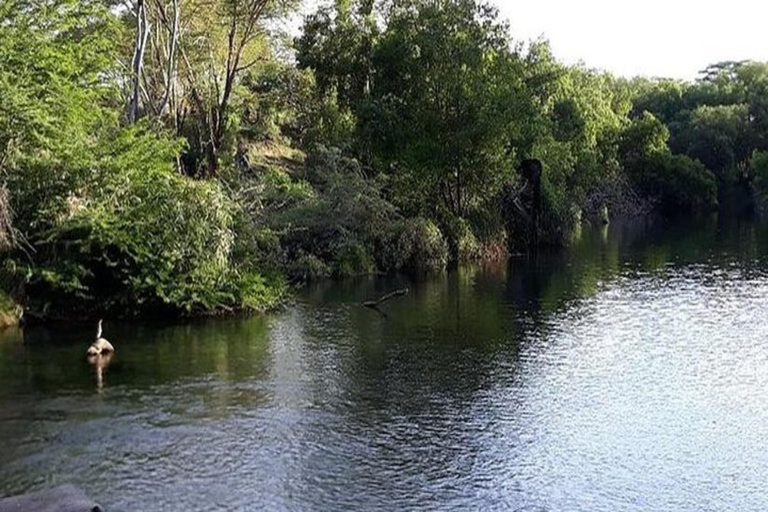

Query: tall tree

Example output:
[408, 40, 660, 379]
[127, 0, 151, 122]
[0, 0, 117, 176]
[121, 0, 299, 175]
[368, 0, 535, 217]
[141, 0, 181, 120]
[295, 0, 379, 163]
[180, 0, 298, 176]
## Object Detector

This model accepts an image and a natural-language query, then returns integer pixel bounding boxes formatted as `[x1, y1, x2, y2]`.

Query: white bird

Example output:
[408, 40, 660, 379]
[86, 319, 114, 356]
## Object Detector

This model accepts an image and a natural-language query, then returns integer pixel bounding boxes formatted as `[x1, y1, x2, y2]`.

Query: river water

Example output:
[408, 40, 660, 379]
[3, 219, 768, 511]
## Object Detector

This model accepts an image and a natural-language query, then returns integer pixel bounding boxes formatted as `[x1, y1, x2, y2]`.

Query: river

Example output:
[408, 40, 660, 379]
[2, 219, 768, 511]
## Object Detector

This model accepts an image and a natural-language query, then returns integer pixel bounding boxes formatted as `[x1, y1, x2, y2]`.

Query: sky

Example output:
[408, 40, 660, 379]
[497, 0, 768, 80]
[290, 0, 768, 81]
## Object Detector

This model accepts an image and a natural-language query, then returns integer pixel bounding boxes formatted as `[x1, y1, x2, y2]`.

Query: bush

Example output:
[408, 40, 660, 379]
[627, 152, 718, 215]
[0, 287, 21, 328]
[751, 150, 768, 199]
[6, 126, 285, 318]
[505, 167, 581, 251]
[441, 216, 481, 262]
[286, 252, 331, 282]
[0, 186, 16, 252]
[538, 172, 583, 245]
[266, 145, 399, 278]
[379, 217, 448, 271]
[332, 241, 376, 278]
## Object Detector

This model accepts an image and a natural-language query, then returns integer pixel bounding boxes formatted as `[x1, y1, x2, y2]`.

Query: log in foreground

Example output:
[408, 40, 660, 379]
[0, 485, 102, 512]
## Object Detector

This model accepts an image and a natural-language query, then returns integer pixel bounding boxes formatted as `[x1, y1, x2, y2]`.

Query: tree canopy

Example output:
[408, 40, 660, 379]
[3, 0, 768, 320]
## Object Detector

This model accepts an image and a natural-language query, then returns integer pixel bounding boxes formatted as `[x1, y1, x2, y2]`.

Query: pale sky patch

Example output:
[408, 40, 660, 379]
[498, 0, 768, 80]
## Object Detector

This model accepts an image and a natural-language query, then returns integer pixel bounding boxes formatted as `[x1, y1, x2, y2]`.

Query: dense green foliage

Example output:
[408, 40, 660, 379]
[3, 0, 768, 319]
[0, 0, 284, 319]
[632, 61, 768, 212]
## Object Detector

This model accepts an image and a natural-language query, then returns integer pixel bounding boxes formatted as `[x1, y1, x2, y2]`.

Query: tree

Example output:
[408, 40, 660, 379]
[368, 0, 535, 217]
[677, 104, 751, 181]
[136, 0, 181, 120]
[0, 0, 117, 174]
[295, 0, 379, 162]
[127, 0, 151, 122]
[120, 0, 299, 175]
[295, 0, 378, 113]
[180, 0, 299, 176]
[535, 66, 628, 200]
[630, 78, 687, 124]
[618, 111, 670, 166]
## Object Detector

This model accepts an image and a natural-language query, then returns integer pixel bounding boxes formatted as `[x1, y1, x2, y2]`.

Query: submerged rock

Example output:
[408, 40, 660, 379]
[0, 485, 102, 512]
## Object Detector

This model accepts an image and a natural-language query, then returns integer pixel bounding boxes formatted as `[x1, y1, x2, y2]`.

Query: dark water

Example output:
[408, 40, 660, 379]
[3, 219, 768, 511]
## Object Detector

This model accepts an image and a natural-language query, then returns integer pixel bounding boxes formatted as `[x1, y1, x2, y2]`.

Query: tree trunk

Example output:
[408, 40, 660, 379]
[157, 0, 179, 116]
[128, 0, 150, 123]
[205, 142, 218, 177]
[456, 165, 463, 216]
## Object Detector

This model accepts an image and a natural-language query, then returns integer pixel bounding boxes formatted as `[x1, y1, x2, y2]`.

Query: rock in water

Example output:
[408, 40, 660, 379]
[0, 485, 103, 512]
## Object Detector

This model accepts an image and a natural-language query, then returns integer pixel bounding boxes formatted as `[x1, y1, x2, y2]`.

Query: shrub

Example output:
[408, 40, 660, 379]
[627, 152, 718, 215]
[267, 145, 399, 278]
[0, 186, 16, 252]
[751, 150, 768, 199]
[379, 217, 448, 271]
[332, 241, 376, 278]
[538, 172, 583, 245]
[6, 126, 284, 318]
[0, 289, 21, 328]
[441, 216, 481, 262]
[286, 252, 331, 282]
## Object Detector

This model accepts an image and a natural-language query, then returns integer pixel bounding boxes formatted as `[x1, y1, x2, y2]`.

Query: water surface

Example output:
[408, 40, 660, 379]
[2, 219, 768, 511]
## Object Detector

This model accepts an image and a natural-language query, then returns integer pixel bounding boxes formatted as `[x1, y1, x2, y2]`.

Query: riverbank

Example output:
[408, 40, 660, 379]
[0, 211, 723, 324]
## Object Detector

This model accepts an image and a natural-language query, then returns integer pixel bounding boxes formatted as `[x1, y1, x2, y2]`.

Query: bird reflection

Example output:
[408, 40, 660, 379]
[87, 352, 113, 391]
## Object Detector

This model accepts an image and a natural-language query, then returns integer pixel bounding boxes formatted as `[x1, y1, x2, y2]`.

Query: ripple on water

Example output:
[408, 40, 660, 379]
[5, 236, 768, 511]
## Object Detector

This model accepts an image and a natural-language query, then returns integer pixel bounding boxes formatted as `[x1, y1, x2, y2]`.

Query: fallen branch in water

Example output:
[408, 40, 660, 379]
[362, 288, 409, 309]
